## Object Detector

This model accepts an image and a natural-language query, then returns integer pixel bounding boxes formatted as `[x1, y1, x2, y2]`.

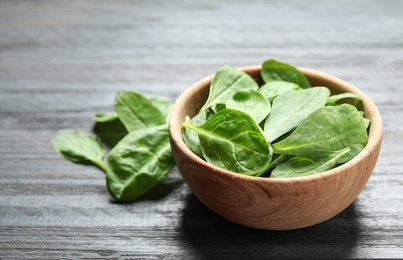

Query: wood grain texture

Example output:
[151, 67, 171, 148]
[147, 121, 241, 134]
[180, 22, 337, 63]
[1, 0, 403, 258]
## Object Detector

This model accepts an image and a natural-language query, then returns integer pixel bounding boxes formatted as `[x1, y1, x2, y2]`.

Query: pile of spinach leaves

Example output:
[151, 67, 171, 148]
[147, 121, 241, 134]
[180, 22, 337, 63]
[52, 91, 176, 202]
[182, 59, 370, 178]
[52, 58, 370, 202]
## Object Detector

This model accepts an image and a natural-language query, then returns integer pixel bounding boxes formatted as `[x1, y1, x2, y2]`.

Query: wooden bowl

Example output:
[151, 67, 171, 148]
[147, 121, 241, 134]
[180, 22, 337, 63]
[169, 65, 382, 230]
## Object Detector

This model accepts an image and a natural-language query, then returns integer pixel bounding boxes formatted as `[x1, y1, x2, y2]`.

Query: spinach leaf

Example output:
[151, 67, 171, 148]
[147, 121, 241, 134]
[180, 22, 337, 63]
[272, 104, 368, 163]
[264, 87, 330, 142]
[114, 90, 166, 132]
[93, 116, 128, 148]
[201, 65, 259, 111]
[226, 89, 271, 124]
[327, 92, 362, 104]
[149, 96, 173, 122]
[358, 110, 371, 129]
[93, 112, 118, 123]
[182, 109, 214, 158]
[182, 116, 202, 157]
[182, 109, 272, 175]
[51, 129, 106, 171]
[271, 147, 351, 178]
[326, 92, 364, 111]
[255, 154, 289, 177]
[106, 125, 175, 201]
[363, 117, 371, 129]
[94, 95, 173, 147]
[259, 81, 300, 102]
[214, 103, 226, 113]
[261, 59, 311, 89]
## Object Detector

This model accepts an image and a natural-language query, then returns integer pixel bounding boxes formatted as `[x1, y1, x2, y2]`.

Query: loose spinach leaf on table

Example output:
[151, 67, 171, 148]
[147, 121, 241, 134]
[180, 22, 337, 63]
[93, 112, 119, 122]
[259, 81, 300, 102]
[106, 91, 175, 201]
[226, 89, 271, 124]
[272, 104, 368, 163]
[264, 87, 330, 143]
[183, 109, 272, 176]
[149, 96, 173, 122]
[52, 90, 176, 202]
[260, 59, 311, 89]
[106, 125, 175, 201]
[93, 116, 128, 148]
[201, 65, 259, 111]
[93, 94, 171, 148]
[115, 90, 166, 132]
[271, 147, 351, 178]
[51, 129, 106, 171]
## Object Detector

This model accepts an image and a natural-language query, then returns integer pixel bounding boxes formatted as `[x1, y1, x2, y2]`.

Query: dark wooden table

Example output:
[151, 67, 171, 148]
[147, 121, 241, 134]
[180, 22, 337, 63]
[1, 0, 402, 258]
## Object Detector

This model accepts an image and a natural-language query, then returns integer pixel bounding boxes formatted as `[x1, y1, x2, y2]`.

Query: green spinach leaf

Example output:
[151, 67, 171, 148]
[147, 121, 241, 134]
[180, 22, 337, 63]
[259, 81, 300, 102]
[271, 147, 351, 178]
[272, 104, 368, 163]
[226, 89, 271, 124]
[114, 90, 166, 132]
[327, 92, 362, 104]
[106, 125, 175, 201]
[213, 103, 226, 113]
[93, 112, 119, 123]
[261, 59, 311, 89]
[358, 111, 371, 129]
[201, 65, 259, 111]
[255, 154, 289, 177]
[182, 109, 272, 175]
[93, 116, 128, 148]
[51, 129, 106, 171]
[182, 109, 214, 158]
[149, 96, 173, 122]
[363, 117, 371, 129]
[264, 87, 330, 142]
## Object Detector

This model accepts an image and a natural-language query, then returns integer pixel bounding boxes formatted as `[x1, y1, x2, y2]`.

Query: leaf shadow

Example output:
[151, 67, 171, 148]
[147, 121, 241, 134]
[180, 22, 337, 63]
[179, 193, 362, 259]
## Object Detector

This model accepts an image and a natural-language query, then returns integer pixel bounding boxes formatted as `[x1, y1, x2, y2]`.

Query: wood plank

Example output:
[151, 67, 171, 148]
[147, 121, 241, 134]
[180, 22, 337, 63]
[1, 0, 403, 258]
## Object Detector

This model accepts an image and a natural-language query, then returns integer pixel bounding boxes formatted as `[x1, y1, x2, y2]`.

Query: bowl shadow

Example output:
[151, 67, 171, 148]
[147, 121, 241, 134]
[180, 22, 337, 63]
[179, 193, 361, 259]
